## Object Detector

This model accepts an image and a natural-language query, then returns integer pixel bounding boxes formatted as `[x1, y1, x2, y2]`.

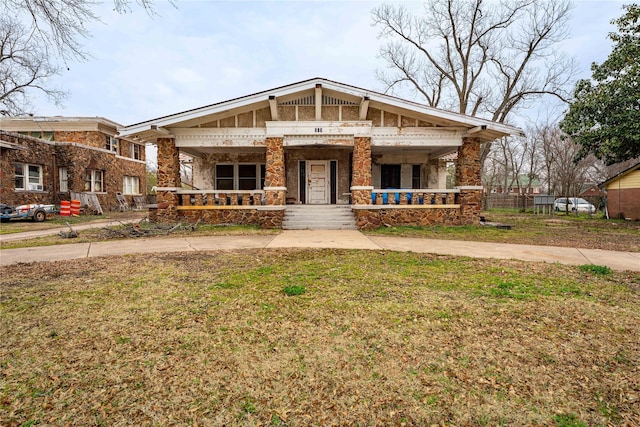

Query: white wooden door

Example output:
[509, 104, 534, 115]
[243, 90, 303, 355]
[307, 161, 328, 204]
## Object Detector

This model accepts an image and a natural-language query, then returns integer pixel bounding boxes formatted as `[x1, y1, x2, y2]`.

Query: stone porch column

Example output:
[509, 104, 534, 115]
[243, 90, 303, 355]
[156, 137, 181, 221]
[264, 137, 286, 205]
[456, 136, 483, 225]
[350, 136, 373, 205]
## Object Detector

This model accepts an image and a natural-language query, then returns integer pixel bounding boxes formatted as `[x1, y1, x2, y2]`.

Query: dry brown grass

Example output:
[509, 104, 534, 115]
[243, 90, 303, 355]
[1, 249, 639, 426]
[369, 211, 640, 252]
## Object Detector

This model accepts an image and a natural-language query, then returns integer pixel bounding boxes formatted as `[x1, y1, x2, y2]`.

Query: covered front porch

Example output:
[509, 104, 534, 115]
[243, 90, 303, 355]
[151, 127, 482, 229]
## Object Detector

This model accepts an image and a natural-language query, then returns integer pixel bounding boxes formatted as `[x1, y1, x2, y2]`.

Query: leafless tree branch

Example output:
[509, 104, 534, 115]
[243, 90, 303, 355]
[372, 0, 577, 123]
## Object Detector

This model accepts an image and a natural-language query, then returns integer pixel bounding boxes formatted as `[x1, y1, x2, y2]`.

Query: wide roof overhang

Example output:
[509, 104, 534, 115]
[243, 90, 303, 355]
[119, 77, 524, 144]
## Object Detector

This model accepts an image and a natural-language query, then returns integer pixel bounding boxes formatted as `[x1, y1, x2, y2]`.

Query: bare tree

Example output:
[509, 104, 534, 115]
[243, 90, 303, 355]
[518, 126, 542, 197]
[0, 16, 66, 116]
[0, 0, 158, 115]
[371, 0, 577, 123]
[536, 123, 603, 202]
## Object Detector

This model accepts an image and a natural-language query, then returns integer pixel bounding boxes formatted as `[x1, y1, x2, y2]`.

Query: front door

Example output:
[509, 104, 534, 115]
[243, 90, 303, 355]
[307, 161, 328, 204]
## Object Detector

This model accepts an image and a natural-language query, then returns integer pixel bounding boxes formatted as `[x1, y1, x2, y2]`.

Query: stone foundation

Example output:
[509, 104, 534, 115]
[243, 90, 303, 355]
[354, 208, 462, 230]
[459, 189, 483, 225]
[177, 208, 284, 229]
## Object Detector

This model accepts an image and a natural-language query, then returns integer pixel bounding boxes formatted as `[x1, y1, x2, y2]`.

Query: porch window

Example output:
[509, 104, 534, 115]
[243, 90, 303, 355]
[15, 163, 43, 191]
[215, 164, 264, 190]
[216, 164, 234, 190]
[412, 165, 421, 188]
[238, 164, 258, 190]
[85, 170, 104, 192]
[59, 167, 69, 192]
[381, 164, 401, 189]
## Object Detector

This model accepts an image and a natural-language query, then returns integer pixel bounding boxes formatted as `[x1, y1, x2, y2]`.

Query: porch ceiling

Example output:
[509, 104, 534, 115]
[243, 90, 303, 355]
[371, 146, 458, 158]
[179, 146, 266, 157]
[180, 144, 457, 159]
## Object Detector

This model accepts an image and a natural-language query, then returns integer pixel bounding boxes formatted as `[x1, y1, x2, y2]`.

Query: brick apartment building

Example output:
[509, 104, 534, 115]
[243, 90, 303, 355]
[0, 117, 147, 211]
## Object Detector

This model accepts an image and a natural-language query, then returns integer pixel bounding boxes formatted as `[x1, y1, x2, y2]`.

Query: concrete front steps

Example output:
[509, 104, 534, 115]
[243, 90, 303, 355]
[282, 205, 357, 230]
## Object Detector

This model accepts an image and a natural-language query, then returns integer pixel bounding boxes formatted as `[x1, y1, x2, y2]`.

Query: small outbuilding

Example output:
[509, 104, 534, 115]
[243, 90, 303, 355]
[600, 162, 640, 220]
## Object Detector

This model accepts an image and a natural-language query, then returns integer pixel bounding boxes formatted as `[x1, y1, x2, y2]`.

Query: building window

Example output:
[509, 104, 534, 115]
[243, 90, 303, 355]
[84, 170, 104, 192]
[130, 143, 142, 160]
[381, 164, 401, 189]
[238, 164, 258, 190]
[59, 167, 69, 192]
[216, 164, 234, 190]
[106, 136, 119, 153]
[15, 163, 43, 191]
[412, 165, 421, 189]
[216, 164, 264, 190]
[123, 176, 140, 195]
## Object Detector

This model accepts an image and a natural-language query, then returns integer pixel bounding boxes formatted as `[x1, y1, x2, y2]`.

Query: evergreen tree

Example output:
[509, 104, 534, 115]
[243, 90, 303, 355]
[560, 4, 640, 165]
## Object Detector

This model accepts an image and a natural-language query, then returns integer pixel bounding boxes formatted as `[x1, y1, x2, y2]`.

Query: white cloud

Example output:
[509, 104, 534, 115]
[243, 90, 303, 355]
[29, 0, 628, 128]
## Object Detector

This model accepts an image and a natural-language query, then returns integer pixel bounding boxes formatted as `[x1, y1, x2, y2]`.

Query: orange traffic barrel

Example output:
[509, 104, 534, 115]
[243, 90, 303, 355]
[70, 199, 81, 215]
[60, 200, 71, 216]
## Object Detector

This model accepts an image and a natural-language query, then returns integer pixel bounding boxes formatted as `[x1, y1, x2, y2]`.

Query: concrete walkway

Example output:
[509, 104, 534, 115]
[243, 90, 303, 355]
[1, 228, 638, 272]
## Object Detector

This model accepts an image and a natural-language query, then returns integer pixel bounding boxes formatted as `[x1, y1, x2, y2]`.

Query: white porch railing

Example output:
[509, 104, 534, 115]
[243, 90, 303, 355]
[177, 190, 265, 207]
[370, 189, 460, 206]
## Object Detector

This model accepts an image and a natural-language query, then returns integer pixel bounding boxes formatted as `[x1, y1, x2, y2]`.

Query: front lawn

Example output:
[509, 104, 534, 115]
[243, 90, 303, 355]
[368, 211, 640, 252]
[1, 249, 638, 426]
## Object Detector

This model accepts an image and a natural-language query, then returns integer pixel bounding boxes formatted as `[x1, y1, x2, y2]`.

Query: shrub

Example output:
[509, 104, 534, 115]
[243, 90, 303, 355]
[579, 264, 612, 275]
[283, 285, 306, 296]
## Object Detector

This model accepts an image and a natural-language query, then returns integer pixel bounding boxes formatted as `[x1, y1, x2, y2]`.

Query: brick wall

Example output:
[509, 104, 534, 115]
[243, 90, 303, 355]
[1, 132, 56, 205]
[55, 130, 107, 150]
[606, 188, 640, 220]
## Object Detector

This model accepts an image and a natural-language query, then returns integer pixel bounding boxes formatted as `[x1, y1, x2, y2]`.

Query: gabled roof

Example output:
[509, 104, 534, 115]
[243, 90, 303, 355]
[599, 161, 640, 188]
[119, 77, 524, 142]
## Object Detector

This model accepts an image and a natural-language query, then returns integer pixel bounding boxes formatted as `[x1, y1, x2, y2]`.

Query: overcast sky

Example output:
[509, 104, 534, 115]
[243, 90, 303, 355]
[31, 0, 625, 128]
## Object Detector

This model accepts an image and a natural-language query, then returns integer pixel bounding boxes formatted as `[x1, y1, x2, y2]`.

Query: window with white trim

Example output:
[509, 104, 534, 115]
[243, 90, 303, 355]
[59, 167, 69, 192]
[106, 136, 119, 153]
[123, 176, 140, 195]
[130, 143, 142, 160]
[216, 164, 234, 190]
[238, 164, 258, 190]
[215, 164, 265, 190]
[15, 163, 43, 191]
[84, 170, 104, 192]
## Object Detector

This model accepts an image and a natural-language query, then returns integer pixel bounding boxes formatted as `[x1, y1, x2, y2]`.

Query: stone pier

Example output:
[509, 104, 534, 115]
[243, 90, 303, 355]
[456, 137, 483, 225]
[350, 136, 373, 205]
[156, 137, 181, 222]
